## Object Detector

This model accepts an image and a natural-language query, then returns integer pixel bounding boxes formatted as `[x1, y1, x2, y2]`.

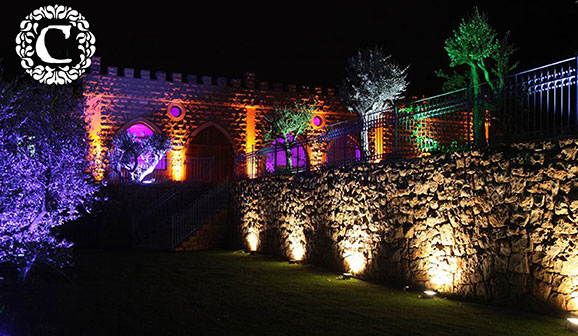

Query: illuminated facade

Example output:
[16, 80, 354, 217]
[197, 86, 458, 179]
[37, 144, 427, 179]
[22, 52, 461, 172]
[82, 57, 354, 182]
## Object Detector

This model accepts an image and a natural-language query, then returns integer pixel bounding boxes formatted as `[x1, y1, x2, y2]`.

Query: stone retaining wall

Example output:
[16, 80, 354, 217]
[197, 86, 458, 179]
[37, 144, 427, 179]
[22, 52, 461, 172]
[233, 138, 578, 312]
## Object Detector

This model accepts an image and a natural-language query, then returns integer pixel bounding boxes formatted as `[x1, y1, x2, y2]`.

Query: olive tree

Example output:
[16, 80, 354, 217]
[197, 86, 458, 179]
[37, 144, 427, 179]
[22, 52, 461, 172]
[340, 46, 409, 159]
[264, 101, 316, 170]
[443, 7, 517, 146]
[109, 132, 172, 182]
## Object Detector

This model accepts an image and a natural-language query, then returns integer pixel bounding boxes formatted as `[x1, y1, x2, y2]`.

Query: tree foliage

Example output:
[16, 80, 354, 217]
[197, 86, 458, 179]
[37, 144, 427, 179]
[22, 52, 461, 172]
[441, 7, 517, 146]
[340, 46, 409, 157]
[109, 131, 172, 182]
[0, 80, 99, 282]
[264, 100, 316, 169]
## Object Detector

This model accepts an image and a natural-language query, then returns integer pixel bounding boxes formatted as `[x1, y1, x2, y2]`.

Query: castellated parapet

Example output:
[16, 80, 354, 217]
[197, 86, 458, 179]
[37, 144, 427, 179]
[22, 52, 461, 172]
[82, 56, 354, 181]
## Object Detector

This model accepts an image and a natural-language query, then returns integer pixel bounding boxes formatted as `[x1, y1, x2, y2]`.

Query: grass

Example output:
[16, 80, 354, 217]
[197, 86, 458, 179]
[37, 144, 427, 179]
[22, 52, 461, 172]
[0, 249, 572, 336]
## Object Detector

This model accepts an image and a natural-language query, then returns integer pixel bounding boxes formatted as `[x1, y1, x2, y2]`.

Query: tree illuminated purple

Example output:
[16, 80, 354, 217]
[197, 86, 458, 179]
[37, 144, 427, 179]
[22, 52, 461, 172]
[0, 80, 98, 282]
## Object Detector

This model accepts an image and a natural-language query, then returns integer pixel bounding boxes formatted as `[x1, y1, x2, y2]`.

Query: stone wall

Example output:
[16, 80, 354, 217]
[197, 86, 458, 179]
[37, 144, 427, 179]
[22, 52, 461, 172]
[233, 137, 578, 313]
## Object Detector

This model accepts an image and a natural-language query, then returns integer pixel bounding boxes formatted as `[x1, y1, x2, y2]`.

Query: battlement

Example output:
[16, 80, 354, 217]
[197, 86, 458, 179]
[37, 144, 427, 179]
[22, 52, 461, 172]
[88, 56, 336, 96]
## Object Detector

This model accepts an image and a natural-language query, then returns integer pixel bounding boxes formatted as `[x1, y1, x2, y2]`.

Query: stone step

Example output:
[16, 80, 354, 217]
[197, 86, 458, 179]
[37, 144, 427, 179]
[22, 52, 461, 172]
[173, 209, 229, 252]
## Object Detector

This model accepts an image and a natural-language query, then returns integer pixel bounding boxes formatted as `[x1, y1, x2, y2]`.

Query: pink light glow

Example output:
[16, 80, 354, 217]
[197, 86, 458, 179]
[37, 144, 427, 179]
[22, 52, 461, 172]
[125, 123, 166, 170]
[126, 123, 154, 137]
[312, 115, 323, 127]
[265, 137, 307, 171]
[170, 106, 182, 118]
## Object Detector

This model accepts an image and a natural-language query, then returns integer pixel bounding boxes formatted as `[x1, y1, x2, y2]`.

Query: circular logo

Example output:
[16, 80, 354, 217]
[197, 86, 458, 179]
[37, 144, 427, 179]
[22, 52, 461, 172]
[15, 5, 96, 85]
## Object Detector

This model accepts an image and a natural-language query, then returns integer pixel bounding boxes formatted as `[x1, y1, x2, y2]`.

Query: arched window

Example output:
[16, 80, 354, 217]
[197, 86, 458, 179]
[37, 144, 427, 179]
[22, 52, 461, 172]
[125, 123, 167, 170]
[325, 135, 360, 166]
[265, 136, 308, 172]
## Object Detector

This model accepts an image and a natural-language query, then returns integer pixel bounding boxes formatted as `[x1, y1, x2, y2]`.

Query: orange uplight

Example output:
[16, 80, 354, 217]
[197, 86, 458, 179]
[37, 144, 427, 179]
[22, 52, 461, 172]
[245, 106, 257, 178]
[85, 95, 106, 181]
[170, 148, 186, 181]
[374, 124, 384, 162]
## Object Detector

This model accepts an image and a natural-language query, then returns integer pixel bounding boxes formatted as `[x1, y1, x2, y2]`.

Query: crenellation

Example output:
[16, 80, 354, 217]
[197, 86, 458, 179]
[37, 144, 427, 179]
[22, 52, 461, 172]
[172, 73, 182, 83]
[244, 73, 255, 89]
[107, 66, 117, 76]
[90, 56, 101, 74]
[155, 71, 166, 81]
[141, 70, 151, 80]
[288, 84, 296, 93]
[202, 76, 213, 86]
[124, 68, 134, 78]
[231, 78, 241, 88]
[259, 81, 268, 90]
[186, 74, 197, 84]
[273, 82, 283, 91]
[217, 77, 227, 87]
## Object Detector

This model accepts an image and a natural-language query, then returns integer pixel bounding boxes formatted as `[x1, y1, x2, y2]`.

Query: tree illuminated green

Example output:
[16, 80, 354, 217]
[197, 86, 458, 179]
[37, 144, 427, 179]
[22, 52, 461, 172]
[444, 8, 498, 146]
[443, 8, 517, 146]
[264, 101, 316, 170]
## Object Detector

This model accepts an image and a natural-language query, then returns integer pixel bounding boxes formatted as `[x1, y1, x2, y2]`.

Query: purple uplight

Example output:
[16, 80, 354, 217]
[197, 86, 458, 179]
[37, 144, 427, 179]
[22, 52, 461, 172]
[126, 123, 166, 170]
[126, 123, 154, 137]
[266, 137, 307, 171]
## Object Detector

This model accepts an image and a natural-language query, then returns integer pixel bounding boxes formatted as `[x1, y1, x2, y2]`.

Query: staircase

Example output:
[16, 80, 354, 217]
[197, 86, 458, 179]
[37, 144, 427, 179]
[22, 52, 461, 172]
[132, 180, 229, 250]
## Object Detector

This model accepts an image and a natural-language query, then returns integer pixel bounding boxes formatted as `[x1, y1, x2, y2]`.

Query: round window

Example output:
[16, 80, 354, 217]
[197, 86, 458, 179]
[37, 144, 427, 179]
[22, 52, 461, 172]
[167, 104, 186, 121]
[311, 115, 325, 128]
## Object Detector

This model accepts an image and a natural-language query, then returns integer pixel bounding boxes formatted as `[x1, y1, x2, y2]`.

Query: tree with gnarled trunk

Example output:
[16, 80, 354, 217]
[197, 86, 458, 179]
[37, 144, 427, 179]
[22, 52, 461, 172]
[443, 7, 517, 146]
[109, 132, 172, 182]
[0, 80, 99, 282]
[264, 101, 316, 170]
[340, 46, 409, 159]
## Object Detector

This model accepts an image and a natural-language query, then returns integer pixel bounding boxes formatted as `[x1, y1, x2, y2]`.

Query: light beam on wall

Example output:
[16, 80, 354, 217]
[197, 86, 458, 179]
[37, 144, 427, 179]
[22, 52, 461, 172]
[247, 231, 259, 252]
[345, 251, 366, 274]
[170, 147, 186, 181]
[245, 106, 257, 178]
[291, 242, 305, 261]
[374, 121, 383, 162]
[85, 95, 105, 180]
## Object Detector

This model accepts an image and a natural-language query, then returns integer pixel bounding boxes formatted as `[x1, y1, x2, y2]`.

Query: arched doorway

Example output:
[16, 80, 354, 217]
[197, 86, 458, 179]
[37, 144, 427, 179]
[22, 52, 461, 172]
[112, 121, 168, 183]
[325, 135, 360, 166]
[188, 123, 234, 183]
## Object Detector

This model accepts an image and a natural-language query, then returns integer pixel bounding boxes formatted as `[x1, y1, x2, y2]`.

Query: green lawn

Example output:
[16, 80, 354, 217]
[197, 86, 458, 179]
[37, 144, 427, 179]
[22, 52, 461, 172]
[0, 250, 572, 336]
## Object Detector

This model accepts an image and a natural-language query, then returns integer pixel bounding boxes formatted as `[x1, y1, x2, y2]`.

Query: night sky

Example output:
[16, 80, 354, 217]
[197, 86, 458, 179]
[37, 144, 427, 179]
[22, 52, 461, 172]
[2, 1, 578, 97]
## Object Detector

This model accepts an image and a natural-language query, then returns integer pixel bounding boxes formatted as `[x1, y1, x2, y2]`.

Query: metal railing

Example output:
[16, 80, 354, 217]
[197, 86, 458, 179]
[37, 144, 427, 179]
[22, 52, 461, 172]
[235, 56, 578, 179]
[170, 180, 229, 249]
[115, 156, 215, 184]
[131, 181, 216, 246]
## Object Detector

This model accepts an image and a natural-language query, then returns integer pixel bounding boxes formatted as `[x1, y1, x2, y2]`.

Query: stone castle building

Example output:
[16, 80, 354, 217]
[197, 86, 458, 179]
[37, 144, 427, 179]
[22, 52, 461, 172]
[82, 56, 355, 183]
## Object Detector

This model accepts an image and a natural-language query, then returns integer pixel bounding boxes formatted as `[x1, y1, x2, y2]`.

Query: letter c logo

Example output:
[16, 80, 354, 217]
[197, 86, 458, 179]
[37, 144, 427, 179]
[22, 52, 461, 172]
[35, 25, 73, 64]
[16, 5, 96, 85]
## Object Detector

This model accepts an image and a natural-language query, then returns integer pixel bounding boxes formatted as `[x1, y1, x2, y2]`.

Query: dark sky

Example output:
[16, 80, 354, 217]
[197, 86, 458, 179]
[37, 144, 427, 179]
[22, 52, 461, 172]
[3, 1, 578, 97]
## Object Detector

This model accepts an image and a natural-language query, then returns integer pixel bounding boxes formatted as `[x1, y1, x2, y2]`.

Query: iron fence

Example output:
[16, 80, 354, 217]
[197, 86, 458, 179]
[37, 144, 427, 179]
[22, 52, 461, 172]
[171, 180, 229, 249]
[236, 56, 578, 179]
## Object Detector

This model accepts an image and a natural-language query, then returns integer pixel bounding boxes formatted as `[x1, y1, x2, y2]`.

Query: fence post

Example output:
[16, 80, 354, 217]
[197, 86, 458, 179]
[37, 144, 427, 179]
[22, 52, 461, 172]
[575, 53, 578, 129]
[394, 105, 398, 156]
[274, 141, 277, 173]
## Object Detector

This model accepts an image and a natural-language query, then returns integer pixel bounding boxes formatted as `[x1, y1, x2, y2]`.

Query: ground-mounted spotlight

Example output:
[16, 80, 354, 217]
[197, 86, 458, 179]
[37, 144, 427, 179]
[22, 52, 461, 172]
[288, 258, 302, 264]
[420, 290, 437, 299]
[338, 272, 353, 280]
[566, 317, 578, 332]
